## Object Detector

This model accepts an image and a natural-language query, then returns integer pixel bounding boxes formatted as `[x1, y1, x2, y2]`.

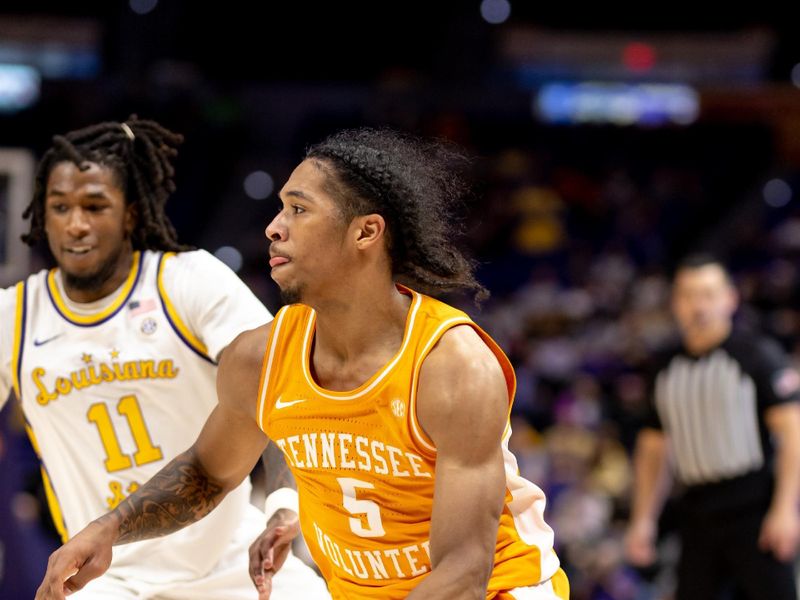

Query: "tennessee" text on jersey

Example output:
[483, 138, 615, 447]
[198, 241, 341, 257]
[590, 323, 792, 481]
[274, 432, 432, 478]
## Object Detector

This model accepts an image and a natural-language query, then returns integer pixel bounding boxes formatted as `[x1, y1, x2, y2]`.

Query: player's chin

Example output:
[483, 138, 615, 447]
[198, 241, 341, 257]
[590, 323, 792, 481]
[61, 263, 102, 285]
[278, 284, 303, 306]
[269, 261, 293, 282]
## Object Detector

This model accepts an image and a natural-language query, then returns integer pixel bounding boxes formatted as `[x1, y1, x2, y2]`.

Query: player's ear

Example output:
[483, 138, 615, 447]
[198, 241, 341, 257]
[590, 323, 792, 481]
[124, 202, 138, 237]
[353, 213, 387, 250]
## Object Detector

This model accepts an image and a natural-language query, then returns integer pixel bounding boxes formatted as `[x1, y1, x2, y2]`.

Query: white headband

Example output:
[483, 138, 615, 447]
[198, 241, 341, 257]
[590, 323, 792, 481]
[120, 123, 135, 141]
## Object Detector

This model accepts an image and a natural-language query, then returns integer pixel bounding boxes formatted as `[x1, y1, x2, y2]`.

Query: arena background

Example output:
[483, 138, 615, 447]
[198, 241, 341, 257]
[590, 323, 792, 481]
[2, 4, 800, 599]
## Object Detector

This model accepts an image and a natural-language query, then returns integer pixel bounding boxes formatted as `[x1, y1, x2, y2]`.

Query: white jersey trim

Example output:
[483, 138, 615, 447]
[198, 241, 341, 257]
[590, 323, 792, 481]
[257, 308, 288, 432]
[299, 292, 423, 401]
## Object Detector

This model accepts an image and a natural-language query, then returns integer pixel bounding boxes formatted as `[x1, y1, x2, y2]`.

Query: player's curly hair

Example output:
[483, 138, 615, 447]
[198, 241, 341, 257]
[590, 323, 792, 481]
[306, 128, 488, 301]
[23, 116, 189, 251]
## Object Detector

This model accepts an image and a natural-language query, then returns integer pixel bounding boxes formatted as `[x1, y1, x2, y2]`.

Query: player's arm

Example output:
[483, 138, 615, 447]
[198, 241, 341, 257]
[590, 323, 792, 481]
[0, 285, 21, 411]
[35, 323, 272, 600]
[259, 431, 298, 524]
[406, 326, 509, 600]
[256, 442, 299, 548]
[759, 401, 800, 561]
[624, 427, 671, 566]
[247, 439, 301, 600]
[262, 441, 297, 499]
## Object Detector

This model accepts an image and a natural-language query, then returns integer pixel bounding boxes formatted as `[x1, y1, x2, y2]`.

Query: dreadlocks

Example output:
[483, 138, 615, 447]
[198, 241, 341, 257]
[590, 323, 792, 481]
[306, 128, 488, 302]
[23, 116, 189, 252]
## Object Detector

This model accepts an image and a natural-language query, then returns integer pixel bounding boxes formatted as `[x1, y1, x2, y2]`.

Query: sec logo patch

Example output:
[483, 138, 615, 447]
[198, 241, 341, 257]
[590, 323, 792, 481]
[391, 398, 406, 418]
[141, 317, 158, 335]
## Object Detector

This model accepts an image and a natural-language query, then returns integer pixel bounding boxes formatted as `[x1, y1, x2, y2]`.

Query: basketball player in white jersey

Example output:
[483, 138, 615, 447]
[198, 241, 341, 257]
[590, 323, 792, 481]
[0, 118, 329, 599]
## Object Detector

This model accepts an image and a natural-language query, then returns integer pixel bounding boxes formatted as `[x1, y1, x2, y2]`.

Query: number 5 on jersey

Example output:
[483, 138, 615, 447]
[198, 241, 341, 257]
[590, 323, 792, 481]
[87, 395, 163, 472]
[337, 477, 385, 538]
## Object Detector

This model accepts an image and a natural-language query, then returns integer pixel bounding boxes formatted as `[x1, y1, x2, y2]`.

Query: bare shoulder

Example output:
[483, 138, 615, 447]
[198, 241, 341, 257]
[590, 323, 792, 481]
[220, 321, 273, 366]
[419, 325, 506, 398]
[417, 325, 509, 448]
[217, 321, 273, 419]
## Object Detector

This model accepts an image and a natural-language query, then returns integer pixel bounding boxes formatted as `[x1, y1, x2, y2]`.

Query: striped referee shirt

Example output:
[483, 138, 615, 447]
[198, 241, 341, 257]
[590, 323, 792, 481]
[646, 330, 800, 511]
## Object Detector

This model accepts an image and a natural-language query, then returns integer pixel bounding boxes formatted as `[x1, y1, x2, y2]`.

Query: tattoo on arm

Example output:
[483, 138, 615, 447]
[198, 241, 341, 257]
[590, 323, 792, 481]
[104, 450, 224, 544]
[263, 441, 296, 494]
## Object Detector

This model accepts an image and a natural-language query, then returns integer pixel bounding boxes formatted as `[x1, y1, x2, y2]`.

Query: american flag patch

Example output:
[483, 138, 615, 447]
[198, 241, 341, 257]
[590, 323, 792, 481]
[129, 298, 157, 317]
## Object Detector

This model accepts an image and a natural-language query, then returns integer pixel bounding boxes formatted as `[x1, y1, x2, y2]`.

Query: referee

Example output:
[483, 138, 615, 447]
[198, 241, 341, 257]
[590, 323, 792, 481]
[624, 255, 800, 599]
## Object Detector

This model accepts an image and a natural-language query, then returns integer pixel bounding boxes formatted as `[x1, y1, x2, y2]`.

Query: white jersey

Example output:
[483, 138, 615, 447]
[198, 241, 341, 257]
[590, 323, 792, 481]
[0, 249, 271, 583]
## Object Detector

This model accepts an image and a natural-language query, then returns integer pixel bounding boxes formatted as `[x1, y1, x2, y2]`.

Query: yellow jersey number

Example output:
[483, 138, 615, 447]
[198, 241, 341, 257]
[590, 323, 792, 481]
[87, 395, 163, 472]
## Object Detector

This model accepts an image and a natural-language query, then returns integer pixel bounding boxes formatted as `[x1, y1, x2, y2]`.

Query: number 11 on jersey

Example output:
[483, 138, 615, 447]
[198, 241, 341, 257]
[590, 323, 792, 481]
[87, 395, 163, 472]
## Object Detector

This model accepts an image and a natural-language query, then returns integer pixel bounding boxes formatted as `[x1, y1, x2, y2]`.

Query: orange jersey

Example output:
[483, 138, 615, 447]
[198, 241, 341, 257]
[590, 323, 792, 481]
[257, 286, 561, 599]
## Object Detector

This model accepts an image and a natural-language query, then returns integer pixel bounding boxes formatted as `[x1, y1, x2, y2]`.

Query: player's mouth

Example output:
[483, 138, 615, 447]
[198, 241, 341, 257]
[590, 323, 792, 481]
[269, 255, 290, 268]
[64, 246, 93, 255]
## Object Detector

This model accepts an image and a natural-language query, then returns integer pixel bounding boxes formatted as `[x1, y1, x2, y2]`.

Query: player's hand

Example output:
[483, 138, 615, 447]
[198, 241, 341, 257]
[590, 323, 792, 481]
[624, 518, 657, 567]
[759, 506, 800, 562]
[249, 508, 301, 599]
[35, 519, 115, 599]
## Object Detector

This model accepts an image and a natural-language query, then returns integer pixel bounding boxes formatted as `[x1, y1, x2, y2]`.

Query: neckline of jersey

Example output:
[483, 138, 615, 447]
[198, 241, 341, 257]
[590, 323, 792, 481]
[46, 251, 143, 326]
[300, 285, 422, 401]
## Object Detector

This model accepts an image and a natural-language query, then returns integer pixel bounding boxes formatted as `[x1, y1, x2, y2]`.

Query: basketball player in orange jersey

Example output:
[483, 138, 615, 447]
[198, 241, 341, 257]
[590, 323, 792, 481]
[36, 128, 569, 600]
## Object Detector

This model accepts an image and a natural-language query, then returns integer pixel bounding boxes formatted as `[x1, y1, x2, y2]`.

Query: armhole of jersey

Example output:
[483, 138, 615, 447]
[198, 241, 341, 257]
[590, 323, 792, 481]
[471, 321, 518, 429]
[10, 281, 26, 401]
[257, 307, 288, 433]
[11, 282, 69, 541]
[409, 318, 518, 457]
[408, 317, 474, 457]
[40, 465, 69, 543]
[156, 252, 214, 365]
[25, 420, 70, 542]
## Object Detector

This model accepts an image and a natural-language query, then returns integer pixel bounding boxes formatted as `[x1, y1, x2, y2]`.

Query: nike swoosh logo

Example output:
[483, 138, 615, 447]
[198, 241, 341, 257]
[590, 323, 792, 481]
[275, 396, 307, 409]
[33, 334, 63, 347]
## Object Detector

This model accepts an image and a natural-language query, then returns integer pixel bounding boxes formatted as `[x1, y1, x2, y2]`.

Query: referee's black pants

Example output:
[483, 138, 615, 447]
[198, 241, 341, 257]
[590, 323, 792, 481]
[676, 507, 796, 600]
